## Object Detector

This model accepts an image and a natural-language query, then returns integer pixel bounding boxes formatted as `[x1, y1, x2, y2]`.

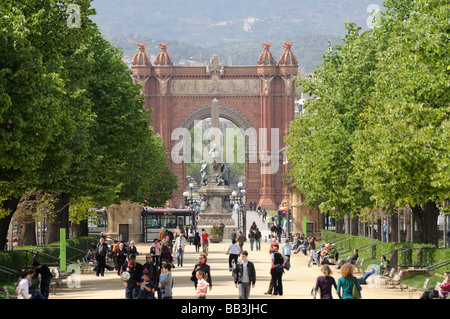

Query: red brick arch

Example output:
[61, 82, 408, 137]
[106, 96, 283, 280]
[132, 43, 298, 209]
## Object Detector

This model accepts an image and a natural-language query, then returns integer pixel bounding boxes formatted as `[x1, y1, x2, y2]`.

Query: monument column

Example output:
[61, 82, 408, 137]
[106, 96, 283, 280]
[196, 99, 236, 238]
[153, 44, 185, 207]
[278, 42, 299, 207]
[256, 43, 278, 210]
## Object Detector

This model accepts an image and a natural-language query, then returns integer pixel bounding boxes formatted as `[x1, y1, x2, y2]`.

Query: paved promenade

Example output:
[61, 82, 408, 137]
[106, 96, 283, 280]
[53, 211, 411, 300]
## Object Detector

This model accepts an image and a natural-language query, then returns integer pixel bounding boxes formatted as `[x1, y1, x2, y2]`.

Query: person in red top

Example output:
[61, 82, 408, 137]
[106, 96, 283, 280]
[200, 228, 209, 255]
[420, 272, 450, 299]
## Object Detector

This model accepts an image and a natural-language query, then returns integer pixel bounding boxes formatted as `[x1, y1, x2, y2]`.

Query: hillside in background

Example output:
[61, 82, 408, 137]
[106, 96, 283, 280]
[90, 0, 384, 72]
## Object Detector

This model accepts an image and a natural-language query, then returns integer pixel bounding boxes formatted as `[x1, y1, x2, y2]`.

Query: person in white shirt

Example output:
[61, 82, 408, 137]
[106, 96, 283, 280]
[226, 239, 241, 271]
[174, 233, 187, 267]
[17, 271, 32, 299]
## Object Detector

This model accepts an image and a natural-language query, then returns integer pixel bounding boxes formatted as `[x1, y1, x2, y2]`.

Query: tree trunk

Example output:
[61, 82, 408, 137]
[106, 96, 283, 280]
[370, 214, 375, 239]
[45, 193, 71, 245]
[16, 193, 38, 246]
[405, 208, 412, 243]
[0, 197, 20, 251]
[18, 221, 37, 246]
[351, 215, 359, 236]
[336, 218, 344, 234]
[71, 220, 88, 237]
[344, 214, 350, 235]
[410, 201, 439, 246]
[391, 212, 399, 242]
[376, 218, 382, 241]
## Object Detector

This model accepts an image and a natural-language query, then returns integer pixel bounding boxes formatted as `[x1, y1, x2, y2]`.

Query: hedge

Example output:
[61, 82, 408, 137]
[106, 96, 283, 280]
[0, 235, 99, 285]
[319, 230, 450, 271]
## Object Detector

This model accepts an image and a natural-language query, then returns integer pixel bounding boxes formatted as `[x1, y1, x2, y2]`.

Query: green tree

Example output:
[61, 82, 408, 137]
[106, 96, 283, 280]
[286, 22, 379, 217]
[353, 0, 449, 245]
[42, 32, 177, 241]
[0, 1, 176, 246]
[0, 0, 98, 248]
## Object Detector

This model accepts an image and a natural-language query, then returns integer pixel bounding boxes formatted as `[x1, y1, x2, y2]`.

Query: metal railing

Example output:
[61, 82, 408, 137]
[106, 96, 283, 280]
[425, 258, 450, 272]
[333, 238, 353, 255]
[356, 243, 377, 261]
[396, 247, 434, 269]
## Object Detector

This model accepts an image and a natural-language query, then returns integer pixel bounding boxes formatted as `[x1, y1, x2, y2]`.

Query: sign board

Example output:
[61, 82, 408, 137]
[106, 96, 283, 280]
[303, 217, 307, 237]
[60, 228, 66, 272]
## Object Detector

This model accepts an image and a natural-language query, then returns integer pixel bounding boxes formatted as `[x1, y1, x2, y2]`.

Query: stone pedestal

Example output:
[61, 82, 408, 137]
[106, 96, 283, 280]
[289, 189, 324, 237]
[106, 201, 143, 242]
[197, 184, 236, 239]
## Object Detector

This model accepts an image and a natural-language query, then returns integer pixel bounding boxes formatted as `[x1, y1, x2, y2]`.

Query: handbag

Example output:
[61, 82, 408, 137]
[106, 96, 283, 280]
[352, 277, 361, 299]
[311, 286, 321, 299]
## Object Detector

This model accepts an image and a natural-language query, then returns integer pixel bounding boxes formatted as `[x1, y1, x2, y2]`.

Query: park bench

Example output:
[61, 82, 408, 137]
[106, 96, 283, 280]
[409, 277, 430, 299]
[354, 258, 365, 274]
[49, 267, 68, 295]
[381, 268, 396, 289]
[385, 269, 407, 290]
[77, 259, 94, 274]
[2, 286, 16, 299]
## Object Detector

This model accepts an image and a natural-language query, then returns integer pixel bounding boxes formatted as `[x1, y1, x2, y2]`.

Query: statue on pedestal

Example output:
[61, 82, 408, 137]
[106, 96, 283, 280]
[196, 99, 236, 239]
[200, 160, 209, 186]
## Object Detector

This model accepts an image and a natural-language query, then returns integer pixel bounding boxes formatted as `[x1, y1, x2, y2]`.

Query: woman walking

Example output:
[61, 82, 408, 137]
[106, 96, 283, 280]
[315, 264, 337, 299]
[191, 253, 212, 291]
[337, 263, 362, 299]
[226, 239, 241, 271]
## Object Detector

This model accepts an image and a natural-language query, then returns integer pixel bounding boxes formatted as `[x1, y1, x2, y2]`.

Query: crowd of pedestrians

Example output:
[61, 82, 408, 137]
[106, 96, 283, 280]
[18, 211, 447, 300]
[109, 221, 277, 299]
[18, 223, 356, 300]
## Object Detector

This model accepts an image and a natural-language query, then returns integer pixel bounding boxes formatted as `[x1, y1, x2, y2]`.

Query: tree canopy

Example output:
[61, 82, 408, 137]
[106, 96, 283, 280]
[286, 0, 449, 244]
[0, 0, 177, 247]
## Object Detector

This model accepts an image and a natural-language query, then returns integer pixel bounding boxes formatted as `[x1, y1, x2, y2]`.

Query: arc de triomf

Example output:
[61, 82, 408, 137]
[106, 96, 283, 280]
[131, 42, 298, 210]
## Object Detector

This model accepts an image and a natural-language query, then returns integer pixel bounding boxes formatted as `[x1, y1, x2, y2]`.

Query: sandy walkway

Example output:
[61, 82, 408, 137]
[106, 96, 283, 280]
[53, 238, 411, 300]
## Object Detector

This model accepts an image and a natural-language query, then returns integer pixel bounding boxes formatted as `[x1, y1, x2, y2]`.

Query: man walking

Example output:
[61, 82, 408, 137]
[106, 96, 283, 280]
[95, 237, 109, 277]
[32, 261, 53, 299]
[121, 254, 144, 299]
[115, 242, 127, 275]
[200, 228, 209, 255]
[174, 232, 187, 267]
[233, 251, 256, 299]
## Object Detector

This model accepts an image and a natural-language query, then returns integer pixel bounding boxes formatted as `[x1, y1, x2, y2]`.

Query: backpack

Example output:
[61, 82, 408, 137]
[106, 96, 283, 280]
[273, 252, 283, 265]
[150, 246, 156, 256]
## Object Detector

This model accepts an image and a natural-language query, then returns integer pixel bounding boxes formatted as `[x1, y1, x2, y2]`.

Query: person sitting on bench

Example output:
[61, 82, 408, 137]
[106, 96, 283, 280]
[420, 272, 450, 299]
[336, 249, 358, 269]
[358, 255, 389, 284]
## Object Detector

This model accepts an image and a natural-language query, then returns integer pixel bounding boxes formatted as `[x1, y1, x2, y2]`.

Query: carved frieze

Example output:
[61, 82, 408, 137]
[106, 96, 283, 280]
[171, 78, 259, 95]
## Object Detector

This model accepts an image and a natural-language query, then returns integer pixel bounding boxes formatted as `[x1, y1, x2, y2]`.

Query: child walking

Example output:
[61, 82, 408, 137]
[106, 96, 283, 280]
[195, 270, 209, 299]
[159, 263, 173, 299]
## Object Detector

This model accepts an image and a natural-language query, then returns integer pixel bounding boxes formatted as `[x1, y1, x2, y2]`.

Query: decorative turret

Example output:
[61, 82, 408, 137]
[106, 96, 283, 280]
[257, 43, 276, 66]
[154, 43, 173, 66]
[132, 43, 151, 66]
[278, 42, 297, 66]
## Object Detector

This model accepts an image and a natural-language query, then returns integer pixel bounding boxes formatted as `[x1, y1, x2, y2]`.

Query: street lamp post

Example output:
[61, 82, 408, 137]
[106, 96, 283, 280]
[183, 182, 196, 230]
[232, 181, 245, 232]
